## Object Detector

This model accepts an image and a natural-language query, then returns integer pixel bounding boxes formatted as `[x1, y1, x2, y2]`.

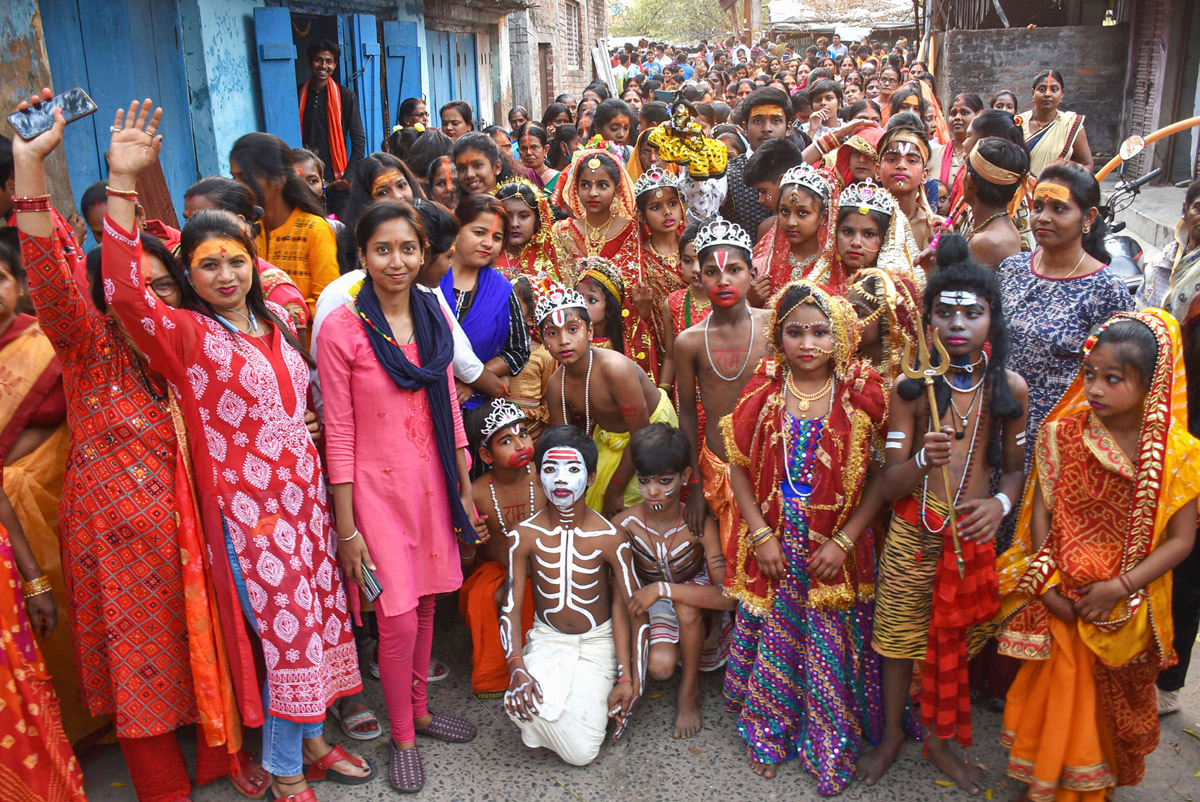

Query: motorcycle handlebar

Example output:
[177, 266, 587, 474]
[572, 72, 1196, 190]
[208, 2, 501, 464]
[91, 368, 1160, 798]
[1119, 167, 1163, 192]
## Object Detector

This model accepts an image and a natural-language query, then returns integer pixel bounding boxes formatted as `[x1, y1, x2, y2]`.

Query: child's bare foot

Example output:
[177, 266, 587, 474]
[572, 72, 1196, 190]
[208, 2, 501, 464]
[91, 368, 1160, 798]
[673, 685, 702, 739]
[855, 730, 903, 785]
[925, 736, 984, 795]
[749, 758, 777, 778]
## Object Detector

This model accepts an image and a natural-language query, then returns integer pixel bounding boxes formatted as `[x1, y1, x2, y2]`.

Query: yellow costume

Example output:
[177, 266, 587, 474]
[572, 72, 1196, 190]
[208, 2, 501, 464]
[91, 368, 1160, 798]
[585, 389, 678, 511]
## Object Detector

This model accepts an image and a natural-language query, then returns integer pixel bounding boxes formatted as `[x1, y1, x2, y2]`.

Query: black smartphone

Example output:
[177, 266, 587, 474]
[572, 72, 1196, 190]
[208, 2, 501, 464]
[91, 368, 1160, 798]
[7, 88, 98, 140]
[653, 90, 675, 103]
[360, 560, 383, 603]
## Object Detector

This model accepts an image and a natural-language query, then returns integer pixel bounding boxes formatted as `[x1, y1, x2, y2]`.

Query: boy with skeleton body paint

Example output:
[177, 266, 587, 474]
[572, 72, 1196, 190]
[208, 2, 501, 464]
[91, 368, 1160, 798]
[499, 422, 649, 764]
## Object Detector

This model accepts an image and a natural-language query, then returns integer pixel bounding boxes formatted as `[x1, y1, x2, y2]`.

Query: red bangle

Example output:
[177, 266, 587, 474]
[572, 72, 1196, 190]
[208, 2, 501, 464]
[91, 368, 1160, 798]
[12, 194, 51, 213]
[616, 677, 633, 683]
[1118, 573, 1136, 595]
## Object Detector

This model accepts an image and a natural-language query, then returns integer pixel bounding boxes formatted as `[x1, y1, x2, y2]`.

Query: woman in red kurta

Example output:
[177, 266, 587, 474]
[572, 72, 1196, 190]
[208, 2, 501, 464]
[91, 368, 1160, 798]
[10, 93, 263, 802]
[101, 100, 369, 802]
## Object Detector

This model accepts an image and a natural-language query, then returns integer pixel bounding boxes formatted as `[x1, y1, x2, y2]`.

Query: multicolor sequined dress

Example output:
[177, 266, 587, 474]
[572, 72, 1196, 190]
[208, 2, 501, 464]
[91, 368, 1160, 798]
[724, 413, 882, 795]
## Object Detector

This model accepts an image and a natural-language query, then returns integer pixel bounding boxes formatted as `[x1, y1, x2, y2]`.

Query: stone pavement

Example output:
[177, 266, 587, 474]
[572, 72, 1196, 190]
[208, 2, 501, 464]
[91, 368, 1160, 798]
[82, 595, 1200, 802]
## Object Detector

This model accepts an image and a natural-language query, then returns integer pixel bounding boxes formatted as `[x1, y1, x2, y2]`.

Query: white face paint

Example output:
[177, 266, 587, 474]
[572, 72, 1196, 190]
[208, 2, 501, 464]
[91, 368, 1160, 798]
[540, 447, 588, 510]
[939, 290, 978, 308]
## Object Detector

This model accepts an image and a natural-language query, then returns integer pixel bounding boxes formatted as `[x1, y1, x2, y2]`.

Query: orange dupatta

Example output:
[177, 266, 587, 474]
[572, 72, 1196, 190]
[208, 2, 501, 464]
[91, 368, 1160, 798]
[299, 78, 348, 179]
[997, 308, 1200, 669]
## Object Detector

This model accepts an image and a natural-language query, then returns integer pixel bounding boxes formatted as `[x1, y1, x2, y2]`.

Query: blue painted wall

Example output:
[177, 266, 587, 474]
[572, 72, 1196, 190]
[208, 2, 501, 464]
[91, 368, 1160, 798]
[180, 0, 265, 179]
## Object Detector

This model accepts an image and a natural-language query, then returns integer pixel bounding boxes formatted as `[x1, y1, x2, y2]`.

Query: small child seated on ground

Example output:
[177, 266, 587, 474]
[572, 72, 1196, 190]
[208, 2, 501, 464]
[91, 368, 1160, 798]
[617, 423, 734, 739]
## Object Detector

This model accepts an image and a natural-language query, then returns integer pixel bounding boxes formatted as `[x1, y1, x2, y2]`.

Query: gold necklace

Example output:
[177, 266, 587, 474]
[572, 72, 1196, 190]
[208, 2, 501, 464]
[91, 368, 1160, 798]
[1035, 248, 1087, 279]
[584, 217, 614, 254]
[648, 239, 679, 267]
[785, 371, 833, 413]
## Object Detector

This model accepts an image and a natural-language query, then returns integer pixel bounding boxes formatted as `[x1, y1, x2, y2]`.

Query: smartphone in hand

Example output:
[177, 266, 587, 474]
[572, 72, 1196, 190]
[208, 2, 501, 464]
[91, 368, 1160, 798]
[7, 88, 98, 140]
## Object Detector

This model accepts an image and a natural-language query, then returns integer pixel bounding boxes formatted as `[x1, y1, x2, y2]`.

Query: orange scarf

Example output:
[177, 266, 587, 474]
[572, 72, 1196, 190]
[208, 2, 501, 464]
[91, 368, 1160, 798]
[299, 78, 348, 179]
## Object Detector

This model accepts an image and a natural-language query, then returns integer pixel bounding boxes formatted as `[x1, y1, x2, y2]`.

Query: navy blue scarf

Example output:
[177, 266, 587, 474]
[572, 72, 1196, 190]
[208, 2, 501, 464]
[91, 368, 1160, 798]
[354, 279, 479, 544]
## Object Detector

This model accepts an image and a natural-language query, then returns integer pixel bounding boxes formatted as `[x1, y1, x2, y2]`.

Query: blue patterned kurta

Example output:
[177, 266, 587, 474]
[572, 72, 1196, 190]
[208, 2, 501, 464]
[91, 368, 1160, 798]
[723, 414, 882, 795]
[996, 252, 1133, 548]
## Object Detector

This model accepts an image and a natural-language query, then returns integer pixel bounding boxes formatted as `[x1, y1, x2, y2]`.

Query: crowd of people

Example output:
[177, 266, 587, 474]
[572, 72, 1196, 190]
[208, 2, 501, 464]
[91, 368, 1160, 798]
[2, 28, 1200, 802]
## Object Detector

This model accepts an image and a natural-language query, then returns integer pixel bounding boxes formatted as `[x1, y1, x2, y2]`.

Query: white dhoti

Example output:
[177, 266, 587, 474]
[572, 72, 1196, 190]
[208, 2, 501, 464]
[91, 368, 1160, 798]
[507, 618, 616, 766]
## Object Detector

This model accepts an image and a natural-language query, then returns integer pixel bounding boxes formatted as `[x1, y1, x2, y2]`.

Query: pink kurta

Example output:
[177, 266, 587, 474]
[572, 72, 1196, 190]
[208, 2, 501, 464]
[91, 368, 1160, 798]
[101, 216, 359, 724]
[317, 302, 466, 617]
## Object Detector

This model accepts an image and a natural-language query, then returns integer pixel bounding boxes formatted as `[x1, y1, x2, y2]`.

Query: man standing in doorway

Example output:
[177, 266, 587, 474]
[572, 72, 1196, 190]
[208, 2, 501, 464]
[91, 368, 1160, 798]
[298, 38, 366, 215]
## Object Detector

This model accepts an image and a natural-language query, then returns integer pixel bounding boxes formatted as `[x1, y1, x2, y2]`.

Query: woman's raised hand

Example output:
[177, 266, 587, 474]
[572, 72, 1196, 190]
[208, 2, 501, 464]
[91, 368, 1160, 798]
[9, 88, 64, 164]
[107, 99, 163, 180]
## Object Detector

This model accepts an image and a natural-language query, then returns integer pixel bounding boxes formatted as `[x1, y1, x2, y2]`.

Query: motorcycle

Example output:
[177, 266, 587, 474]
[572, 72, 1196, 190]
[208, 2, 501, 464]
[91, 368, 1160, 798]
[1101, 165, 1161, 295]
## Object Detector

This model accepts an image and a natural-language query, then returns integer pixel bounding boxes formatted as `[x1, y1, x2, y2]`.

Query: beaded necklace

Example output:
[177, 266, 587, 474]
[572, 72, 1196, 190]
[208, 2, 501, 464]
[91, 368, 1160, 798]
[560, 346, 594, 432]
[703, 308, 755, 382]
[355, 306, 414, 346]
[489, 470, 536, 537]
[920, 378, 984, 536]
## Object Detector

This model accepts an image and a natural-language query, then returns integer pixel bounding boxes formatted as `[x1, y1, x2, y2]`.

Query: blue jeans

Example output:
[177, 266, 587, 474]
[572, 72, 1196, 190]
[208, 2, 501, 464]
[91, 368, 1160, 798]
[223, 517, 324, 776]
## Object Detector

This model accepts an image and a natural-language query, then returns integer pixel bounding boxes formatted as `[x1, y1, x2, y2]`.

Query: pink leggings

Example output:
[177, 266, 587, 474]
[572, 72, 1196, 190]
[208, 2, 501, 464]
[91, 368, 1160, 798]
[377, 594, 436, 743]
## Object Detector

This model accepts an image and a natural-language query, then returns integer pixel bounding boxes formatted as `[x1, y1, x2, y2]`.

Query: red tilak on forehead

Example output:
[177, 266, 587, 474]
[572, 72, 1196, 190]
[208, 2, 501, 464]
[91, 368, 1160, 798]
[715, 250, 728, 272]
[544, 448, 581, 461]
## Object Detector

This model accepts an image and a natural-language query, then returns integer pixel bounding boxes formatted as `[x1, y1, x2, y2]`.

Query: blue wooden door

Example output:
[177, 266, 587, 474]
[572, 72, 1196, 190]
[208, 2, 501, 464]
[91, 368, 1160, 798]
[426, 30, 453, 116]
[452, 33, 479, 113]
[343, 14, 383, 154]
[41, 0, 199, 217]
[383, 21, 423, 125]
[253, 7, 301, 148]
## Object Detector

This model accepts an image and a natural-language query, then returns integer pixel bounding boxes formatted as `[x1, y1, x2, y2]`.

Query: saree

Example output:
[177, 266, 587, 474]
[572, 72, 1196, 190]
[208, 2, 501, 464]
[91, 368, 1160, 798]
[493, 178, 567, 284]
[0, 521, 86, 802]
[997, 308, 1200, 799]
[0, 317, 94, 743]
[1023, 110, 1085, 179]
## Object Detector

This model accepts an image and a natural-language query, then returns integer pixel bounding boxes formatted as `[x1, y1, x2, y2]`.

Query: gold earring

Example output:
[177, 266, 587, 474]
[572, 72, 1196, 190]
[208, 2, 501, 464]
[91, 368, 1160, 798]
[1083, 224, 1091, 234]
[610, 199, 619, 215]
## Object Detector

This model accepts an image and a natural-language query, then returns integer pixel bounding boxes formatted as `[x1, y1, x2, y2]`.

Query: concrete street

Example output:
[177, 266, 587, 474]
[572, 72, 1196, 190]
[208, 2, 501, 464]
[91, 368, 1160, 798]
[83, 595, 1200, 802]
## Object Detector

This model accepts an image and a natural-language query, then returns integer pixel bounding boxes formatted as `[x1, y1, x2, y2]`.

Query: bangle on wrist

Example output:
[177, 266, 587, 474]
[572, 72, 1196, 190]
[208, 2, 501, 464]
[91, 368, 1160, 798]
[21, 575, 52, 597]
[994, 492, 1013, 517]
[13, 194, 51, 213]
[338, 530, 360, 542]
[750, 525, 774, 548]
[1118, 573, 1136, 596]
[616, 676, 633, 683]
[105, 186, 139, 199]
[831, 530, 855, 553]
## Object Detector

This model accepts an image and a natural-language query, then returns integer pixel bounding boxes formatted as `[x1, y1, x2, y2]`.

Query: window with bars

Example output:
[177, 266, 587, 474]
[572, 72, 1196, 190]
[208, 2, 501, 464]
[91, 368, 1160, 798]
[564, 0, 582, 69]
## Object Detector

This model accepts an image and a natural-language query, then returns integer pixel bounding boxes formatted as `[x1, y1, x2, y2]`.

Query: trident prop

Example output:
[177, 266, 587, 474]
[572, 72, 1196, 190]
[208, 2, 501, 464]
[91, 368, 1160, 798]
[902, 326, 966, 578]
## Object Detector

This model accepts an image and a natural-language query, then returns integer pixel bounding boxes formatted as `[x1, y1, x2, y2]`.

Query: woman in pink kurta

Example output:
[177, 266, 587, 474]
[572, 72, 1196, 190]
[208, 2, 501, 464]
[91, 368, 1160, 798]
[319, 200, 481, 793]
[99, 99, 372, 802]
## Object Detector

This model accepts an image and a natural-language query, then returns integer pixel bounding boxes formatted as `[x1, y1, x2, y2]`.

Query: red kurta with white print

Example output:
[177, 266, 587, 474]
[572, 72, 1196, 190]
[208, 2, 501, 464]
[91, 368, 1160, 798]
[101, 217, 359, 723]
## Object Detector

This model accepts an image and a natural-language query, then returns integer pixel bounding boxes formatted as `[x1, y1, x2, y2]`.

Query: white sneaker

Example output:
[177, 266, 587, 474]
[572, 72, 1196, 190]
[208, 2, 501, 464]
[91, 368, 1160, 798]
[1158, 688, 1182, 716]
[428, 658, 450, 682]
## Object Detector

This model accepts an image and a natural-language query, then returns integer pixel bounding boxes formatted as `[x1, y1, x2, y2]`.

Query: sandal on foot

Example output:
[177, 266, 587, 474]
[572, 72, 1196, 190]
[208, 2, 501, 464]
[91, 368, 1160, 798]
[229, 751, 270, 799]
[388, 743, 425, 793]
[303, 745, 376, 785]
[264, 777, 318, 802]
[331, 702, 382, 741]
[427, 658, 450, 682]
[414, 712, 476, 743]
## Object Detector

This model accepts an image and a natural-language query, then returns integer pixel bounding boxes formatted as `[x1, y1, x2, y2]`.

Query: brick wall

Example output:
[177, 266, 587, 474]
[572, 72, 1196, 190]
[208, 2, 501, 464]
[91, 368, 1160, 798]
[938, 25, 1129, 158]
